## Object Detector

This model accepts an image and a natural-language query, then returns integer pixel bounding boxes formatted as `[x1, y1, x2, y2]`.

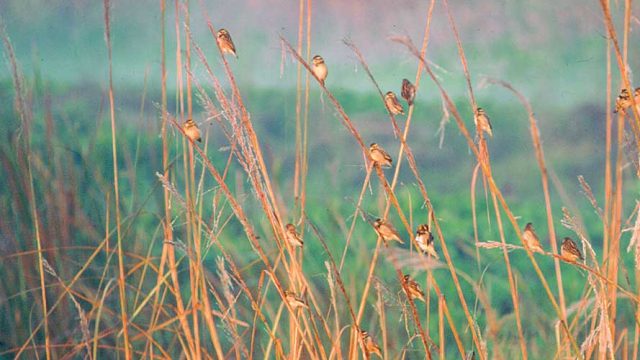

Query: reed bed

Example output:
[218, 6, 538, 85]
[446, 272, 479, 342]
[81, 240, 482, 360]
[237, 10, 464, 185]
[0, 0, 639, 359]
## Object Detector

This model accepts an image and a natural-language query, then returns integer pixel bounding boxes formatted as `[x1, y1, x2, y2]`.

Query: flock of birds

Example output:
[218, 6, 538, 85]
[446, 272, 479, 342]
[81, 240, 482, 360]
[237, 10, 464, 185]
[179, 27, 593, 357]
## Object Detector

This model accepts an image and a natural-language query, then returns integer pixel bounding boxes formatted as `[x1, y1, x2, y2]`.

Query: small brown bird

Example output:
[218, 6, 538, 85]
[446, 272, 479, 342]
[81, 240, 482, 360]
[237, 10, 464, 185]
[401, 78, 416, 106]
[416, 224, 438, 259]
[284, 223, 304, 248]
[369, 143, 392, 167]
[311, 55, 328, 85]
[373, 218, 404, 244]
[402, 274, 425, 302]
[522, 222, 544, 253]
[360, 330, 382, 358]
[183, 119, 201, 142]
[384, 91, 405, 115]
[474, 107, 493, 137]
[216, 28, 237, 58]
[614, 88, 632, 113]
[561, 237, 584, 262]
[284, 291, 308, 310]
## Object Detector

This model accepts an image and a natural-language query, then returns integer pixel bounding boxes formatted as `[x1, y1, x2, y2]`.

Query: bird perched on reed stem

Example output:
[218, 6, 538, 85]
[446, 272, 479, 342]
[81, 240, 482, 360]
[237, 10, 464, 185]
[401, 79, 416, 106]
[373, 218, 404, 244]
[384, 91, 404, 115]
[402, 274, 425, 302]
[474, 107, 493, 137]
[614, 88, 632, 113]
[216, 28, 237, 58]
[284, 223, 303, 248]
[183, 119, 201, 142]
[522, 222, 544, 253]
[360, 330, 382, 357]
[369, 143, 392, 167]
[285, 223, 304, 247]
[416, 224, 438, 259]
[284, 291, 308, 310]
[561, 237, 584, 262]
[311, 55, 328, 85]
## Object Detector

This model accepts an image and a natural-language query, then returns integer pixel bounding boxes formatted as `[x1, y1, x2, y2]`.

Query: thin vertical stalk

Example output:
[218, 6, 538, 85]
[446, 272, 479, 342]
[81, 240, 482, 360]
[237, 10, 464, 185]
[174, 2, 202, 358]
[293, 0, 304, 203]
[28, 158, 50, 360]
[299, 0, 312, 222]
[102, 1, 131, 358]
[490, 192, 527, 359]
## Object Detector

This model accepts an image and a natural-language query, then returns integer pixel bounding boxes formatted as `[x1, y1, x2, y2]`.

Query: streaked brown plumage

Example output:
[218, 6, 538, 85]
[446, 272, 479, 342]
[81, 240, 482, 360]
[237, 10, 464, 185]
[369, 143, 392, 167]
[416, 224, 438, 259]
[614, 88, 632, 113]
[402, 274, 425, 302]
[401, 78, 416, 106]
[311, 55, 328, 85]
[522, 222, 544, 253]
[373, 218, 404, 244]
[285, 223, 304, 248]
[360, 330, 382, 357]
[183, 119, 201, 142]
[384, 91, 404, 115]
[561, 237, 584, 262]
[284, 291, 308, 310]
[216, 28, 237, 58]
[474, 107, 493, 137]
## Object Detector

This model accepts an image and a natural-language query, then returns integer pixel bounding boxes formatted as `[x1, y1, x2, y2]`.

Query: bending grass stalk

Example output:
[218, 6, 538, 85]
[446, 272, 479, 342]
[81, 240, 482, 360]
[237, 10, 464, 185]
[338, 163, 373, 272]
[597, 0, 640, 145]
[484, 77, 568, 326]
[347, 42, 483, 358]
[394, 37, 583, 358]
[283, 34, 476, 358]
[171, 117, 320, 355]
[203, 18, 288, 250]
[442, 2, 526, 354]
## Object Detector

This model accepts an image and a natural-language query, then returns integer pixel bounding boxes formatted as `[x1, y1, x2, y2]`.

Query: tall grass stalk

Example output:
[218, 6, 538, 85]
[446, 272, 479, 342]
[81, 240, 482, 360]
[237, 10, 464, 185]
[102, 1, 131, 358]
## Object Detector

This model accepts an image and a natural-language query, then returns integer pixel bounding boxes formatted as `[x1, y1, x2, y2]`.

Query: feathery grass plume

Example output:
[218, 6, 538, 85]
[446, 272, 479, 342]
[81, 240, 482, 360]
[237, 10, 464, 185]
[626, 202, 640, 270]
[560, 206, 614, 355]
[383, 247, 443, 271]
[622, 131, 640, 176]
[372, 276, 402, 308]
[560, 207, 597, 263]
[42, 259, 91, 359]
[436, 95, 451, 149]
[475, 241, 525, 252]
[577, 176, 603, 219]
[156, 172, 187, 208]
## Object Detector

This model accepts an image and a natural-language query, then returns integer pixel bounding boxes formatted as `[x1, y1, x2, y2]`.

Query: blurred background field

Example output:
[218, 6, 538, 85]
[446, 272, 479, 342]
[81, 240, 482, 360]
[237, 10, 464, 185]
[1, 0, 639, 359]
